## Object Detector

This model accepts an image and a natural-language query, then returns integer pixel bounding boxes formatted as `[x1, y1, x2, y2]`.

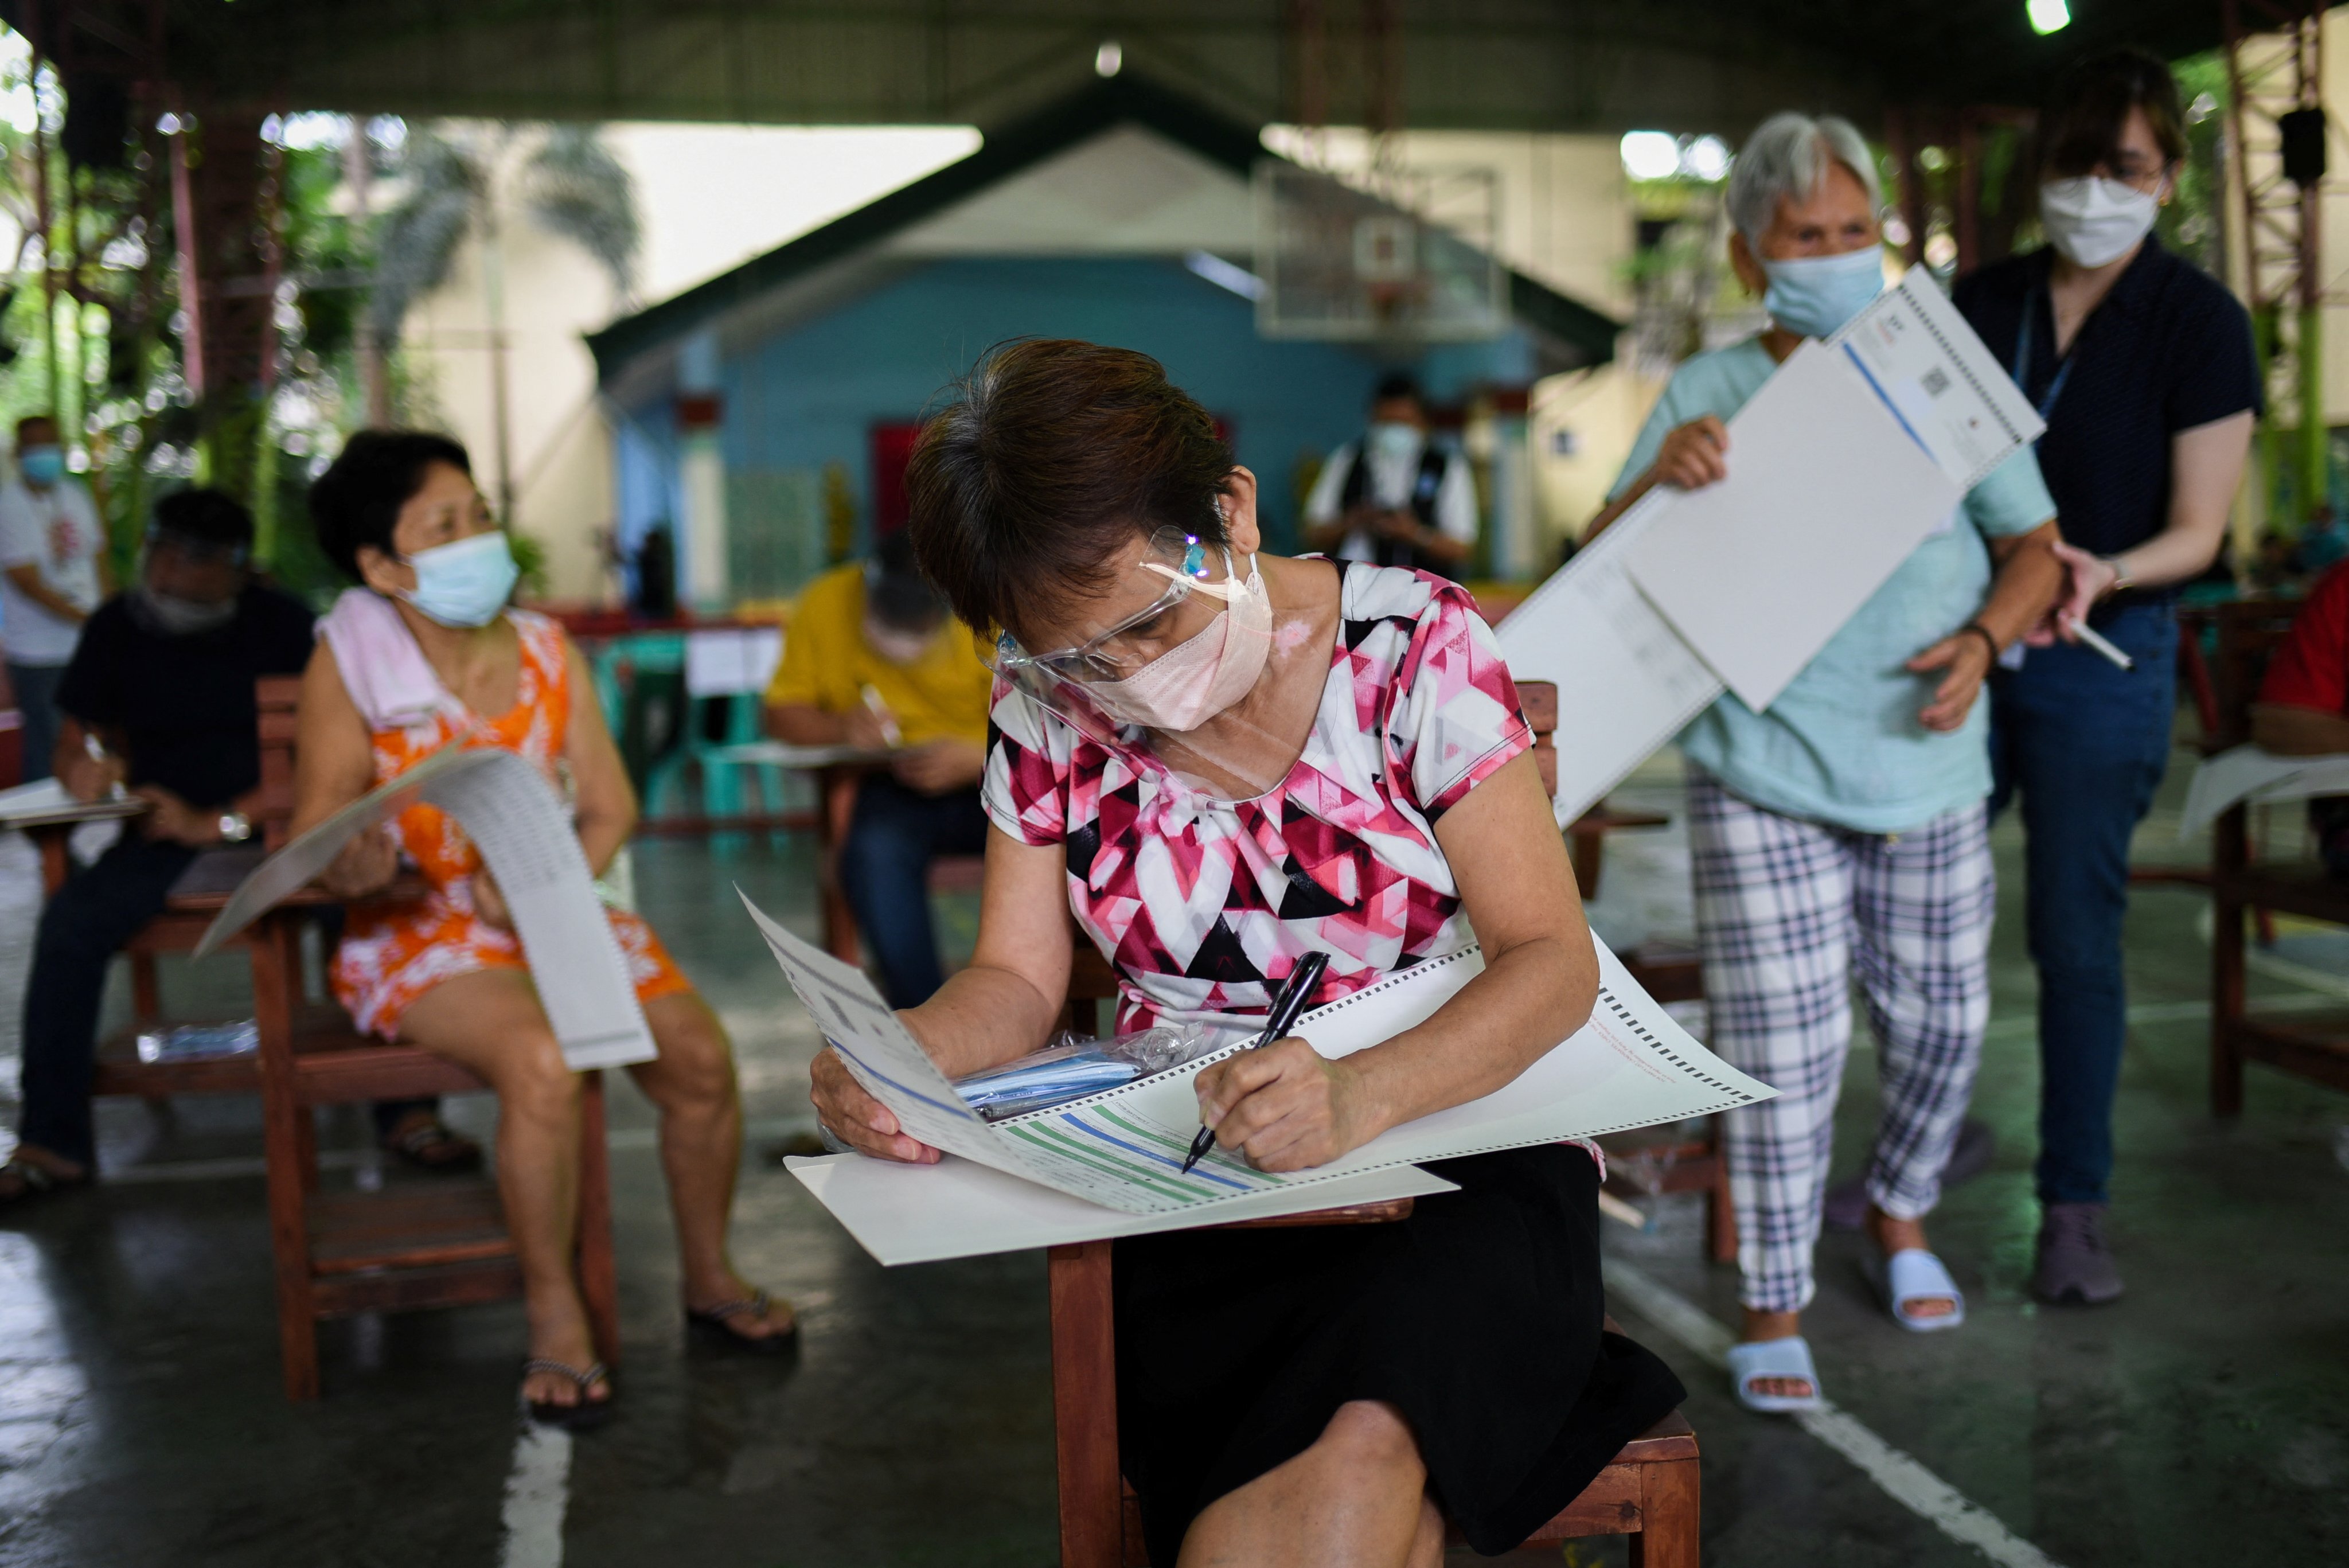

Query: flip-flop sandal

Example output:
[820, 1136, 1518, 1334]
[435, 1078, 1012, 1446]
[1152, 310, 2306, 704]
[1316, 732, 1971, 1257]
[384, 1118, 483, 1173]
[686, 1288, 799, 1355]
[1876, 1247, 1967, 1333]
[0, 1159, 91, 1206]
[521, 1358, 613, 1430]
[1727, 1336, 1823, 1414]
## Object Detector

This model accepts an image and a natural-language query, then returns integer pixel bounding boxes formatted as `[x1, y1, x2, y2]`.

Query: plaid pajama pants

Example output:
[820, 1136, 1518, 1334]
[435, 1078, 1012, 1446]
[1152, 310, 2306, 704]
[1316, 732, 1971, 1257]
[1687, 768, 1995, 1315]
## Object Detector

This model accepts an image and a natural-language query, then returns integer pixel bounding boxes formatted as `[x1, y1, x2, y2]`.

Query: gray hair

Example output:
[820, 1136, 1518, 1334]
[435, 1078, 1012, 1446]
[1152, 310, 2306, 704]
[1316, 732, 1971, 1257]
[1726, 112, 1882, 239]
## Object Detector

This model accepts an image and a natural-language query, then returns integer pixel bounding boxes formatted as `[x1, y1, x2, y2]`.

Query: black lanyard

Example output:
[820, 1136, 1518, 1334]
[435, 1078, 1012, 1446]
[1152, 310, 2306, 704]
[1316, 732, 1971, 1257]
[2014, 287, 2075, 434]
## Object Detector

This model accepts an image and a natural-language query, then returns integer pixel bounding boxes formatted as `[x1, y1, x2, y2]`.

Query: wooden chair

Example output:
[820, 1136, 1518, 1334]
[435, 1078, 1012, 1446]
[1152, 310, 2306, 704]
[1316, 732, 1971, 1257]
[1048, 1226, 1699, 1567]
[2206, 599, 2349, 1115]
[1518, 680, 1733, 1264]
[1044, 837, 1700, 1568]
[40, 677, 620, 1398]
[815, 764, 988, 965]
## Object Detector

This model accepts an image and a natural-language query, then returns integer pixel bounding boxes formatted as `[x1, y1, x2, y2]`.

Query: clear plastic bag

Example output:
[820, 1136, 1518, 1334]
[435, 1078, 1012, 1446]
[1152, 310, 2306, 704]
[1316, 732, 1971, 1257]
[953, 1023, 1224, 1121]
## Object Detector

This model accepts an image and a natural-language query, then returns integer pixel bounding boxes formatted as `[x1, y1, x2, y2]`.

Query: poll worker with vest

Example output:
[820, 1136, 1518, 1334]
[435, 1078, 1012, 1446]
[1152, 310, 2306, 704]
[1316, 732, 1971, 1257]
[1300, 373, 1477, 578]
[1586, 112, 2064, 1414]
[763, 530, 994, 1008]
[1950, 49, 2259, 1310]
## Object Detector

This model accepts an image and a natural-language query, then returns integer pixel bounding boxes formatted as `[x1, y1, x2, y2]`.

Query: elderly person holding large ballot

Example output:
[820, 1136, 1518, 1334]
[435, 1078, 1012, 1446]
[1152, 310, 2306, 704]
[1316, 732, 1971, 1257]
[811, 338, 1683, 1567]
[1586, 114, 2062, 1413]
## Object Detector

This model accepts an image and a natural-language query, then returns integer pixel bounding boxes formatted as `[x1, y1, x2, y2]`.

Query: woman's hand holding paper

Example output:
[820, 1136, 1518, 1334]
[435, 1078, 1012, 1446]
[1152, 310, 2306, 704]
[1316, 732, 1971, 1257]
[810, 1045, 942, 1164]
[320, 824, 400, 898]
[1652, 416, 1731, 491]
[1194, 1037, 1383, 1173]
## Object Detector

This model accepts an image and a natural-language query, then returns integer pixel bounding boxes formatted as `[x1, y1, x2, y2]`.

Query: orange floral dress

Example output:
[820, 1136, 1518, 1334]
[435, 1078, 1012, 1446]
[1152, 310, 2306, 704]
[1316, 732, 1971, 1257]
[330, 609, 694, 1040]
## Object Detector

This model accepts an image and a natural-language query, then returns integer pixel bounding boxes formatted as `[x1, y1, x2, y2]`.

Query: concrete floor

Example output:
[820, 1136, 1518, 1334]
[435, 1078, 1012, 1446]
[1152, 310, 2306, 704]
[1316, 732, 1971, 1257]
[0, 747, 2343, 1566]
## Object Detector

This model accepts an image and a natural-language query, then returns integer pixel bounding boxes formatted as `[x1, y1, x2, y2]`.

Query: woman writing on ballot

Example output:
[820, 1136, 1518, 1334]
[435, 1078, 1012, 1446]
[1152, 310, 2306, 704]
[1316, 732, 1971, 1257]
[810, 340, 1682, 1568]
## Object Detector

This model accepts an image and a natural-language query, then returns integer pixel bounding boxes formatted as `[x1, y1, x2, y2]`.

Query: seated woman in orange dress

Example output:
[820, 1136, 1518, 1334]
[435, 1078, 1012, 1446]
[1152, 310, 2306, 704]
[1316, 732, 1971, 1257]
[291, 430, 795, 1425]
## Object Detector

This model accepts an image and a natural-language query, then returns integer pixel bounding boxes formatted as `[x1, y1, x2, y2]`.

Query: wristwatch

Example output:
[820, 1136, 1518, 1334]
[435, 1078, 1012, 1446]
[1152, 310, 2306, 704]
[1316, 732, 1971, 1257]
[216, 810, 252, 844]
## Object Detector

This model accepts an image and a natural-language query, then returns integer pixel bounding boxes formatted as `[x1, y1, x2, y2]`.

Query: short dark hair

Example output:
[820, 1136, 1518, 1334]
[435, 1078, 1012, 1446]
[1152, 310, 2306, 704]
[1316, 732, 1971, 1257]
[2042, 47, 2187, 178]
[906, 339, 1234, 640]
[1372, 372, 1422, 407]
[15, 414, 55, 441]
[151, 487, 253, 552]
[307, 429, 473, 581]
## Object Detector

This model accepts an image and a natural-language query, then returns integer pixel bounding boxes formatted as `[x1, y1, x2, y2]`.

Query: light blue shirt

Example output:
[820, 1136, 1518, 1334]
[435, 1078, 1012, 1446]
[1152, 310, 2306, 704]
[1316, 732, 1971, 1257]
[1611, 337, 2055, 834]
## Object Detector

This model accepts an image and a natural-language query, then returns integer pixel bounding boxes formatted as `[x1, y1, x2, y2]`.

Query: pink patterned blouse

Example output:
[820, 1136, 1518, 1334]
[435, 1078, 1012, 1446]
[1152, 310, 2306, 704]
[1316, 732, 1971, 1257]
[984, 561, 1533, 1034]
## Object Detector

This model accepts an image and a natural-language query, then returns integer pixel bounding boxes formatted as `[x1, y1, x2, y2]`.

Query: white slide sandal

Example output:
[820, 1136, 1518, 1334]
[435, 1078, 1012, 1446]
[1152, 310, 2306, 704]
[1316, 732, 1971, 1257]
[1880, 1247, 1967, 1333]
[1727, 1335, 1824, 1414]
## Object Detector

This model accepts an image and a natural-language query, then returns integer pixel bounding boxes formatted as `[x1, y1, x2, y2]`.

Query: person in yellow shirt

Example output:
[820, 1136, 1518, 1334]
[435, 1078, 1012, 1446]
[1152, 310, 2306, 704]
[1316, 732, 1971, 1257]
[765, 531, 994, 1005]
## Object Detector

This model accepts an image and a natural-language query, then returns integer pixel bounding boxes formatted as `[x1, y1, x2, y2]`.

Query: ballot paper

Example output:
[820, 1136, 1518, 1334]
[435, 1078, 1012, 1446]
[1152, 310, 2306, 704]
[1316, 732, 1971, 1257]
[0, 777, 148, 829]
[196, 746, 657, 1070]
[699, 740, 901, 770]
[2179, 744, 2349, 837]
[1620, 270, 2043, 713]
[748, 891, 1776, 1262]
[1492, 492, 1724, 826]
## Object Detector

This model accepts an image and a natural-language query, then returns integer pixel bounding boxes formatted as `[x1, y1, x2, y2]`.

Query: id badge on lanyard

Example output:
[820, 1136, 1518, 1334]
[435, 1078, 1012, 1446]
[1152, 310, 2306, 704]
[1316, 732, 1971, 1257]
[2015, 290, 2075, 437]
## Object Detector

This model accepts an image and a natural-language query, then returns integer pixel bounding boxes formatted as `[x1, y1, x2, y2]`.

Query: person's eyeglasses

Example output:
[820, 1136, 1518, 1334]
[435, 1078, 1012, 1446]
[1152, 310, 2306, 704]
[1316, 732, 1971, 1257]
[992, 532, 1240, 681]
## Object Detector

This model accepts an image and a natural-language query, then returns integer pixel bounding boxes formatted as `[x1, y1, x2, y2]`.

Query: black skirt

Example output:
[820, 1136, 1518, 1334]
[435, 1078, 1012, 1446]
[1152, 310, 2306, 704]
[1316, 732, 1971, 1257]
[1113, 1145, 1684, 1563]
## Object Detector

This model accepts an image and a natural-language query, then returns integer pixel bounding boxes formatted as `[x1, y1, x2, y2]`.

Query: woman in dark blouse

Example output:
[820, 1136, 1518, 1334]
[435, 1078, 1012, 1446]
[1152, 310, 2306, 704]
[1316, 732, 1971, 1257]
[1954, 48, 2259, 1306]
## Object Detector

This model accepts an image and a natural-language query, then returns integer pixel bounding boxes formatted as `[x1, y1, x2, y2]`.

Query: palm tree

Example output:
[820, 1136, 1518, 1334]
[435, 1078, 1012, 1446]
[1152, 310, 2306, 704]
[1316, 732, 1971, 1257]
[367, 122, 641, 521]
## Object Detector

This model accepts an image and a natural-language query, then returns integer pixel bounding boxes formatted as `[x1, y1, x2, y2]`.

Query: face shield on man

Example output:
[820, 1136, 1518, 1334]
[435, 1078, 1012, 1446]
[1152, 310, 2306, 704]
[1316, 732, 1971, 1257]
[986, 527, 1320, 798]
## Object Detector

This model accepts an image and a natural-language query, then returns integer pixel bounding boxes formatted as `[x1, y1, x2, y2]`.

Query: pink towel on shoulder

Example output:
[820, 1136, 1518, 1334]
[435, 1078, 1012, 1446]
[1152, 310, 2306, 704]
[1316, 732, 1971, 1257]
[316, 588, 470, 736]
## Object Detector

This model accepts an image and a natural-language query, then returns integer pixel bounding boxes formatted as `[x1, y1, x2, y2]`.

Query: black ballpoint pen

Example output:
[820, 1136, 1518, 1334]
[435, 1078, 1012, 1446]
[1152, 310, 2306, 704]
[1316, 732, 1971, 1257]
[1180, 950, 1330, 1175]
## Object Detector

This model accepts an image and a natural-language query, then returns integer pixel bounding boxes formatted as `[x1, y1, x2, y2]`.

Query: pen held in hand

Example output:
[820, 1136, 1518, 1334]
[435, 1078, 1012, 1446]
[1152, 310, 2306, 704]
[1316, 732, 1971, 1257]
[860, 684, 904, 747]
[1180, 950, 1330, 1175]
[2066, 618, 2135, 672]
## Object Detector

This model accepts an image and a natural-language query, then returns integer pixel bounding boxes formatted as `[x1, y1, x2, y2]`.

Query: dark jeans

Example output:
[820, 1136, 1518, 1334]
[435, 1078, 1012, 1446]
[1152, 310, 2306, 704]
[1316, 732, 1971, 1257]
[15, 837, 435, 1169]
[8, 661, 65, 783]
[17, 837, 200, 1167]
[839, 776, 989, 1009]
[1989, 598, 2179, 1207]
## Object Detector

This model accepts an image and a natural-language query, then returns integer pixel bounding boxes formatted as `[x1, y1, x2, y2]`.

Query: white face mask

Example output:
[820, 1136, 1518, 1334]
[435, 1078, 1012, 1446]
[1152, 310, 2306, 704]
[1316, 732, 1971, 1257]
[1365, 422, 1421, 463]
[2039, 177, 2160, 269]
[1086, 554, 1273, 733]
[863, 614, 937, 667]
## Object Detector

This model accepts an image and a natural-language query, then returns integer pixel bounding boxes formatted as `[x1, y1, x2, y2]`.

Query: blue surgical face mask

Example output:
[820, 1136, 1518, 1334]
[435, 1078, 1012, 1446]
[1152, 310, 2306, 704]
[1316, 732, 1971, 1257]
[18, 446, 64, 487]
[401, 531, 518, 628]
[1759, 245, 1886, 340]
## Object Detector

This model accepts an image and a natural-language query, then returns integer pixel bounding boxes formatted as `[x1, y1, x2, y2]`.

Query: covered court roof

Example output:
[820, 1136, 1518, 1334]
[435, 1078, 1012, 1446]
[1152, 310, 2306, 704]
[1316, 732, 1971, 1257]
[13, 1, 2234, 138]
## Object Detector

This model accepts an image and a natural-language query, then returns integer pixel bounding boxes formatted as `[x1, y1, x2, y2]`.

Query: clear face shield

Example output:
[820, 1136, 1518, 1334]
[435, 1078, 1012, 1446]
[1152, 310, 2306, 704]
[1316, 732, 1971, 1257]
[986, 528, 1323, 799]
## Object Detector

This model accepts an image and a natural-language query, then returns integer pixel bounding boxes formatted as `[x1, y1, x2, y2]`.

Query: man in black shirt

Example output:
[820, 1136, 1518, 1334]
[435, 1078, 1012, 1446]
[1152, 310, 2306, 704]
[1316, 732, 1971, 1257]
[0, 491, 471, 1200]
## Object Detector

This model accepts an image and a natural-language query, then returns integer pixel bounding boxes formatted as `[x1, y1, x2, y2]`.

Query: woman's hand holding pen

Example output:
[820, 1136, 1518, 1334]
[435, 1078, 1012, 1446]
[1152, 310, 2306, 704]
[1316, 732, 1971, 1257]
[809, 1045, 941, 1165]
[1193, 1039, 1382, 1172]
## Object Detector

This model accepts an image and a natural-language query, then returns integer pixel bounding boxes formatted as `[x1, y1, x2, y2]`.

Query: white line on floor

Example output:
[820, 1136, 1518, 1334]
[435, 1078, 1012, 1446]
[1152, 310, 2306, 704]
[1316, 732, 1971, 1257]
[1604, 1259, 2064, 1568]
[498, 1415, 572, 1568]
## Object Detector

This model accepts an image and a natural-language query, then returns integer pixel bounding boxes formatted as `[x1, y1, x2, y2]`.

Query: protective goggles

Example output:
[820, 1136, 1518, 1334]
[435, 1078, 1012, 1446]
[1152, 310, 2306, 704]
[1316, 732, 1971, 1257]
[988, 531, 1251, 684]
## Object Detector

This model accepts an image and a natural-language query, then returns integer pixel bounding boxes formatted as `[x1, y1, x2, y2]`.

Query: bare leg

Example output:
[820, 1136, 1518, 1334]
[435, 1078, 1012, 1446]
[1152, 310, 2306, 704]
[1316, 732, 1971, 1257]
[397, 968, 602, 1411]
[629, 991, 793, 1339]
[1177, 1399, 1433, 1568]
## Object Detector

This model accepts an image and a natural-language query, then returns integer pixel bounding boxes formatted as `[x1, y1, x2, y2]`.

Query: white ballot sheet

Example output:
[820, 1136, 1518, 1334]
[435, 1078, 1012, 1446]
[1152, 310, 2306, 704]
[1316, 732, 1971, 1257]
[1492, 493, 1724, 826]
[748, 891, 1776, 1260]
[0, 777, 149, 828]
[197, 747, 656, 1070]
[2180, 744, 2349, 837]
[1621, 338, 1962, 712]
[1835, 267, 2044, 491]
